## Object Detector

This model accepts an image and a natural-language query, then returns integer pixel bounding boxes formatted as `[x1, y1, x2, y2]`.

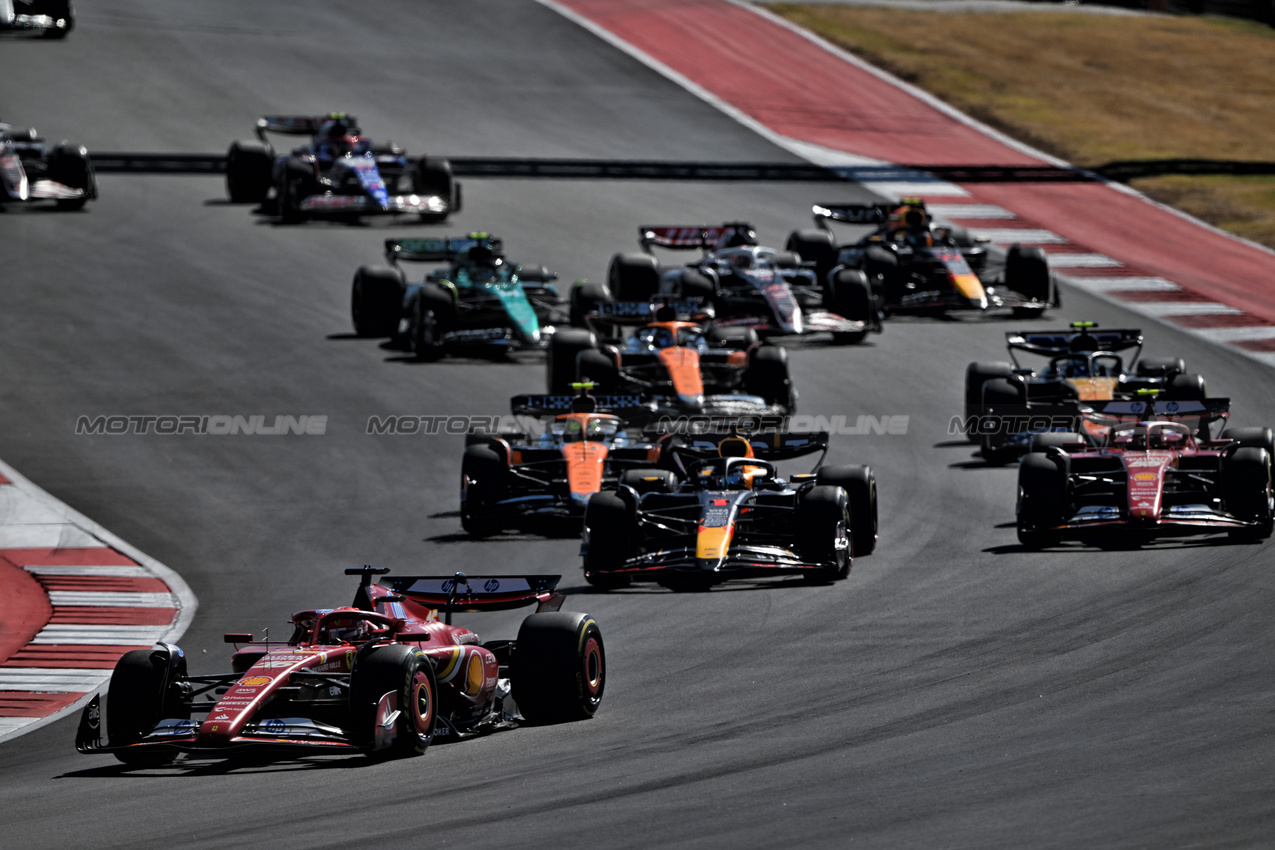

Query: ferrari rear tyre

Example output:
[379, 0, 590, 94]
[412, 156, 455, 223]
[797, 485, 851, 581]
[1017, 453, 1067, 549]
[824, 268, 873, 344]
[461, 445, 506, 535]
[546, 328, 598, 393]
[607, 253, 660, 302]
[349, 645, 436, 758]
[107, 648, 187, 767]
[816, 465, 878, 556]
[225, 140, 272, 203]
[744, 345, 794, 410]
[512, 612, 605, 724]
[351, 266, 405, 338]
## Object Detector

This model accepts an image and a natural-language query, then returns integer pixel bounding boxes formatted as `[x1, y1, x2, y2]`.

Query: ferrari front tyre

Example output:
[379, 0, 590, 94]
[225, 140, 272, 204]
[1005, 244, 1052, 316]
[1224, 447, 1273, 539]
[349, 644, 436, 758]
[351, 266, 405, 338]
[1016, 453, 1067, 549]
[512, 612, 605, 724]
[412, 157, 455, 223]
[546, 328, 598, 393]
[570, 279, 613, 327]
[744, 345, 794, 410]
[963, 361, 1014, 444]
[824, 268, 873, 344]
[797, 485, 851, 581]
[815, 465, 878, 556]
[461, 444, 507, 536]
[411, 284, 454, 361]
[106, 647, 187, 767]
[607, 253, 660, 302]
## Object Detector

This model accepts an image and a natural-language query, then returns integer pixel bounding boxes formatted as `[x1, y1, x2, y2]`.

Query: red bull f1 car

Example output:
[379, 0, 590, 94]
[351, 234, 563, 359]
[787, 199, 1055, 317]
[0, 121, 95, 209]
[605, 223, 879, 344]
[76, 568, 604, 765]
[224, 114, 460, 223]
[581, 431, 878, 590]
[547, 299, 795, 417]
[1016, 398, 1274, 548]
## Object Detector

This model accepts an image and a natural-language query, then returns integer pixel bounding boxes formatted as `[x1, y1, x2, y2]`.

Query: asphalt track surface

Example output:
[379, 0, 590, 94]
[2, 1, 1273, 847]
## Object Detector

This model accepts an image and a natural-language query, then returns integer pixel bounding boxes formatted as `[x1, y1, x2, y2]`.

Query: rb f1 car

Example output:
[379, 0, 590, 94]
[351, 234, 563, 359]
[968, 322, 1208, 462]
[0, 121, 95, 209]
[606, 223, 879, 344]
[581, 431, 878, 590]
[77, 567, 604, 765]
[0, 0, 72, 37]
[224, 114, 460, 223]
[547, 299, 795, 417]
[1016, 398, 1274, 548]
[787, 199, 1055, 317]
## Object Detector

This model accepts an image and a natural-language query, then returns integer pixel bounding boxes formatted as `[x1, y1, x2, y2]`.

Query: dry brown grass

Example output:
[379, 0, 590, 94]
[768, 4, 1275, 248]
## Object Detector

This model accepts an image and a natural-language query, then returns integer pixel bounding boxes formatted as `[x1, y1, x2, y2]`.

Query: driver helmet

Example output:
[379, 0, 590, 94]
[730, 252, 755, 270]
[1149, 428, 1185, 450]
[316, 116, 360, 156]
[326, 619, 368, 644]
[651, 327, 676, 349]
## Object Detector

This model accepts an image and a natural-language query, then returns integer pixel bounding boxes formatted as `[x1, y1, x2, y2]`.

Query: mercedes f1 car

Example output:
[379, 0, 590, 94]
[606, 223, 879, 345]
[786, 199, 1056, 317]
[581, 431, 878, 590]
[546, 299, 795, 417]
[0, 121, 95, 209]
[461, 387, 676, 535]
[967, 322, 1208, 462]
[224, 114, 460, 223]
[0, 0, 72, 37]
[350, 234, 563, 359]
[1016, 398, 1274, 548]
[76, 567, 604, 765]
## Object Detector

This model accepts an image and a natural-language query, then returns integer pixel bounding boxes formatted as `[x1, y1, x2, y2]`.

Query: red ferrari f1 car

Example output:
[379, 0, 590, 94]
[76, 568, 604, 765]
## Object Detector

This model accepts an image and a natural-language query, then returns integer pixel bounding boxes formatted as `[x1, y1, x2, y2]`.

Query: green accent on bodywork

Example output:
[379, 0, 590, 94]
[1070, 321, 1096, 329]
[572, 381, 595, 390]
[494, 277, 541, 341]
[1136, 388, 1161, 397]
[436, 279, 460, 306]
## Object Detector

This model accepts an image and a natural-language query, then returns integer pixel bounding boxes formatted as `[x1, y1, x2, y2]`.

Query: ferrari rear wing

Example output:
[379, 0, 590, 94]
[668, 430, 830, 463]
[255, 114, 355, 140]
[511, 393, 656, 417]
[384, 234, 501, 265]
[1084, 398, 1231, 420]
[381, 574, 563, 620]
[639, 223, 755, 253]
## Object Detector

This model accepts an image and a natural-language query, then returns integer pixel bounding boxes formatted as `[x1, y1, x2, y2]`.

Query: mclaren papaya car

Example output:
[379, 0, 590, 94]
[0, 121, 95, 209]
[1016, 398, 1274, 548]
[786, 199, 1056, 317]
[581, 431, 878, 590]
[605, 223, 879, 345]
[0, 0, 72, 37]
[967, 322, 1208, 463]
[350, 234, 563, 359]
[224, 114, 460, 223]
[76, 567, 604, 765]
[546, 299, 796, 417]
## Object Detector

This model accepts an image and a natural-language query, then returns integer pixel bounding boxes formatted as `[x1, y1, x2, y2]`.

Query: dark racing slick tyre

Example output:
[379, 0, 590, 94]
[578, 349, 620, 393]
[1224, 427, 1275, 457]
[351, 265, 405, 338]
[225, 140, 272, 204]
[964, 361, 1014, 444]
[607, 253, 660, 302]
[1135, 357, 1185, 378]
[744, 345, 794, 410]
[675, 269, 715, 302]
[863, 246, 898, 301]
[1017, 453, 1068, 549]
[980, 377, 1025, 465]
[47, 143, 96, 210]
[1028, 432, 1087, 454]
[569, 279, 613, 327]
[349, 644, 436, 759]
[706, 326, 758, 350]
[107, 648, 187, 767]
[582, 491, 634, 587]
[1164, 372, 1208, 401]
[546, 328, 598, 393]
[824, 268, 873, 344]
[816, 465, 878, 556]
[461, 444, 506, 535]
[797, 485, 851, 581]
[39, 0, 73, 37]
[1224, 447, 1274, 540]
[512, 612, 605, 725]
[1005, 244, 1053, 317]
[277, 160, 314, 224]
[619, 468, 678, 496]
[411, 284, 455, 361]
[785, 228, 838, 283]
[412, 156, 456, 223]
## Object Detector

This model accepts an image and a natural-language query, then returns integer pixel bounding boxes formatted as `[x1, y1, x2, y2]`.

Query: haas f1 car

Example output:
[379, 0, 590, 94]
[547, 299, 795, 417]
[0, 0, 72, 37]
[605, 223, 879, 344]
[968, 322, 1208, 462]
[787, 199, 1055, 317]
[1016, 398, 1274, 548]
[77, 568, 604, 765]
[351, 234, 562, 359]
[581, 431, 878, 590]
[225, 114, 460, 223]
[0, 121, 95, 209]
